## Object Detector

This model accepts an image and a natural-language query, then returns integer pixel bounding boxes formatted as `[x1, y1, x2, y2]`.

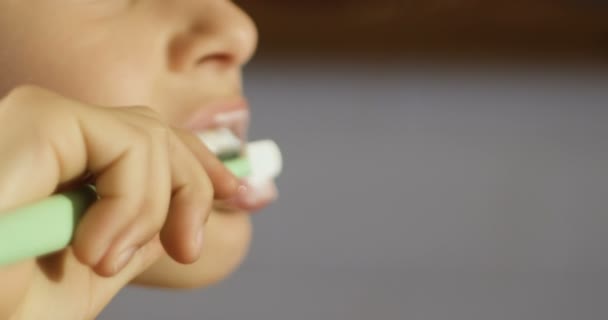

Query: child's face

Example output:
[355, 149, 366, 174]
[0, 0, 257, 126]
[0, 1, 261, 281]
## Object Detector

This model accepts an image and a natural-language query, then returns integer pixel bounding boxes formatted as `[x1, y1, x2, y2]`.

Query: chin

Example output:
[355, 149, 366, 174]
[199, 210, 253, 286]
[133, 210, 252, 289]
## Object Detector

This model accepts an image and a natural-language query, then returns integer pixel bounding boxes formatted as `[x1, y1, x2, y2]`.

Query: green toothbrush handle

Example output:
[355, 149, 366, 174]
[0, 185, 97, 266]
[0, 157, 251, 267]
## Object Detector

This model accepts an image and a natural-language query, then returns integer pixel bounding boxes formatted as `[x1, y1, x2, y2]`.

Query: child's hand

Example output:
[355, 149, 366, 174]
[0, 85, 240, 277]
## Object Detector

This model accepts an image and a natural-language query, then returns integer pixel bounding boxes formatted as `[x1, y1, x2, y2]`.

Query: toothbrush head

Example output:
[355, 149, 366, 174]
[245, 140, 282, 181]
[197, 128, 282, 180]
[197, 128, 242, 157]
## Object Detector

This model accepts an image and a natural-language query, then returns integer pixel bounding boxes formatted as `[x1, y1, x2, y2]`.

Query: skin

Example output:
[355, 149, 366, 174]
[0, 0, 259, 319]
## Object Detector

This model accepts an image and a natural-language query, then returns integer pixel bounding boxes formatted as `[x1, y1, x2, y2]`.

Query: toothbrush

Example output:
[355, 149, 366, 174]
[0, 130, 282, 266]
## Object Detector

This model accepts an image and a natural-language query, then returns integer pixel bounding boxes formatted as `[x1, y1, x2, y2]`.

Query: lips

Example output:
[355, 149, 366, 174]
[184, 99, 278, 213]
[184, 98, 250, 144]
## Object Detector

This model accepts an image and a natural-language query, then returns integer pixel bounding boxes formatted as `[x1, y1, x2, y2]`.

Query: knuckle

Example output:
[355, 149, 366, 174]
[134, 133, 150, 151]
[139, 124, 171, 161]
[3, 84, 44, 104]
[125, 106, 171, 148]
[1, 85, 72, 129]
[0, 85, 40, 117]
[149, 121, 172, 148]
[2, 85, 68, 119]
[126, 105, 162, 121]
[0, 92, 75, 158]
[127, 125, 151, 148]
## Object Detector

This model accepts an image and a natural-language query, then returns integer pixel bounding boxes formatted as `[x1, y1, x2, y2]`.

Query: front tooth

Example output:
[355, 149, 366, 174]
[213, 110, 249, 126]
[197, 128, 243, 156]
[213, 110, 250, 141]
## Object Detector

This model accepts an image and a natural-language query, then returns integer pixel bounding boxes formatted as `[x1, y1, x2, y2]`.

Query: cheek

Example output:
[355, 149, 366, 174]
[54, 61, 154, 108]
[0, 28, 158, 108]
[203, 211, 253, 281]
[27, 54, 155, 109]
[0, 51, 153, 108]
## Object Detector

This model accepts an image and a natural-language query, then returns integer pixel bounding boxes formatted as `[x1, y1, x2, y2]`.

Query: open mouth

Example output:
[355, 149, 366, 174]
[196, 109, 250, 157]
[211, 109, 250, 142]
[194, 109, 281, 213]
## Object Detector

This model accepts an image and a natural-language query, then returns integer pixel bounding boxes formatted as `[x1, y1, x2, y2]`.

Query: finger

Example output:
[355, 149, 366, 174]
[71, 137, 148, 272]
[174, 128, 239, 200]
[0, 87, 171, 278]
[160, 135, 213, 264]
[70, 106, 165, 273]
[92, 120, 172, 276]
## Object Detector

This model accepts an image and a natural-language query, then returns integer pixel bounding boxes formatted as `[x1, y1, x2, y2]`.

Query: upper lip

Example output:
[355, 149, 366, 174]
[183, 97, 250, 142]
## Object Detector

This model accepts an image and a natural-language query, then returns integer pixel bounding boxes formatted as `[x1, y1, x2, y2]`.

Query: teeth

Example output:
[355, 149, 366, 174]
[197, 110, 249, 157]
[212, 110, 249, 142]
[198, 129, 283, 181]
[196, 110, 282, 182]
[213, 109, 249, 126]
[197, 128, 243, 156]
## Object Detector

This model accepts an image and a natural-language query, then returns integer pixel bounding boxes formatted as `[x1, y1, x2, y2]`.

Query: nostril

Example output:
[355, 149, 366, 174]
[167, 2, 258, 72]
[196, 52, 234, 67]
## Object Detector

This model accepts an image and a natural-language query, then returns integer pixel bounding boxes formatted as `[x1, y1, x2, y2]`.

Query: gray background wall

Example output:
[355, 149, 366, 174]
[100, 60, 608, 320]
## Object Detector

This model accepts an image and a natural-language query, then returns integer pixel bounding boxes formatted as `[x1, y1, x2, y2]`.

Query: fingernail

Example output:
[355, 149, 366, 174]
[220, 183, 248, 207]
[222, 179, 278, 212]
[235, 182, 250, 200]
[113, 247, 136, 273]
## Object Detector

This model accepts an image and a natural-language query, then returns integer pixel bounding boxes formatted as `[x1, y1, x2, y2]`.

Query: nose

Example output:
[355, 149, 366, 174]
[168, 0, 258, 72]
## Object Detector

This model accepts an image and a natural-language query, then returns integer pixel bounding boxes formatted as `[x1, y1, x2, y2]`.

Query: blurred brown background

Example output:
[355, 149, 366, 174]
[240, 0, 608, 60]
